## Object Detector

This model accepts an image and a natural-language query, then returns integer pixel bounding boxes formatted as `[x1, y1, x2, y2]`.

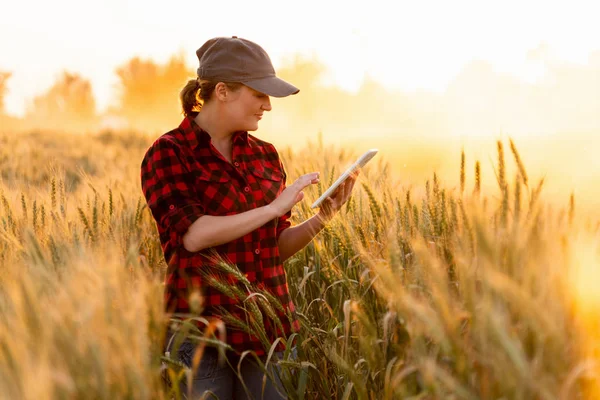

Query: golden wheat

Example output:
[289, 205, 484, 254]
[0, 130, 598, 399]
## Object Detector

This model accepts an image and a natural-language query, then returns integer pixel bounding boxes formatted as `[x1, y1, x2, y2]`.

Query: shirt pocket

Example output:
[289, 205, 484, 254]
[248, 161, 284, 206]
[195, 170, 239, 215]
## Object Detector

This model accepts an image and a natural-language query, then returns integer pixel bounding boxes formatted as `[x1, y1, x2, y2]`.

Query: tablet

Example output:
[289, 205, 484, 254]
[311, 149, 378, 209]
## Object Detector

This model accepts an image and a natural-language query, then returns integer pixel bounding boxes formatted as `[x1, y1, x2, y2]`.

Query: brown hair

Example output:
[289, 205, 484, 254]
[180, 79, 243, 117]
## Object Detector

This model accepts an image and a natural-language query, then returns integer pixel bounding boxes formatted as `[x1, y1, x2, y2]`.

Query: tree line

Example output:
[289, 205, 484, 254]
[1, 50, 600, 141]
[0, 54, 193, 134]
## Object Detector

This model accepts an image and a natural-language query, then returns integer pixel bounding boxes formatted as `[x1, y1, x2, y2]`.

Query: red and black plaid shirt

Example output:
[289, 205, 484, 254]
[141, 116, 299, 355]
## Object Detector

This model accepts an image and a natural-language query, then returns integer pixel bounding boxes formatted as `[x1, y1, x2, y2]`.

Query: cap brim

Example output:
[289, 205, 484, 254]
[243, 76, 299, 98]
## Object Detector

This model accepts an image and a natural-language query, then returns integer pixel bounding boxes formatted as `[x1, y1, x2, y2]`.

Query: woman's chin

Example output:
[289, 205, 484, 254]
[245, 123, 260, 132]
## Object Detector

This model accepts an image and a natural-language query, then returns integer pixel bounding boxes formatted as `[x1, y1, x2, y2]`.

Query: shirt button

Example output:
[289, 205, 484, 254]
[169, 205, 175, 210]
[244, 186, 250, 192]
[254, 249, 260, 255]
[234, 161, 240, 167]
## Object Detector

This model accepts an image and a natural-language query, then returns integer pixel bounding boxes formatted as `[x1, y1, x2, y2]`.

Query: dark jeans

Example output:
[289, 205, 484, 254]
[164, 331, 296, 400]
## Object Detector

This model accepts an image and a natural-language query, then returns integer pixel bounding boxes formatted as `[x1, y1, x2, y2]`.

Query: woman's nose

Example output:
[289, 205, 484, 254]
[261, 97, 272, 111]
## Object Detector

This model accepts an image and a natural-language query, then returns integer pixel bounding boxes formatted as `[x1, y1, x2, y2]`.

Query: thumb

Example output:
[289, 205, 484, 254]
[295, 191, 305, 203]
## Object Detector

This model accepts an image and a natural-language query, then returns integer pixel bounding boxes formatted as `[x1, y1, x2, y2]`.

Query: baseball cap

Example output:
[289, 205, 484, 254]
[196, 36, 299, 98]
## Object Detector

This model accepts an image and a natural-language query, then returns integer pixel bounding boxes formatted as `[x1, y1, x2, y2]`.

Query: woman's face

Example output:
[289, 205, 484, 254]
[223, 85, 272, 132]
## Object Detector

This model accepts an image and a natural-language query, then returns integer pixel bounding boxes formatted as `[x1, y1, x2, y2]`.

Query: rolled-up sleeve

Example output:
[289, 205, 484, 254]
[141, 139, 205, 250]
[276, 210, 292, 240]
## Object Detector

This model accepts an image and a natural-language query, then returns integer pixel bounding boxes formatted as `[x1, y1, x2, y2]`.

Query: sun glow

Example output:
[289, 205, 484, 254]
[569, 236, 600, 397]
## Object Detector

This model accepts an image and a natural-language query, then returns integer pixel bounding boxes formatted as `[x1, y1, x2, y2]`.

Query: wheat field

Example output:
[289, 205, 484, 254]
[0, 129, 598, 400]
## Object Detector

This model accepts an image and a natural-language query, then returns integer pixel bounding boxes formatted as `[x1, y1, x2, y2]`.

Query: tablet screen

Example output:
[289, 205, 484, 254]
[311, 149, 378, 209]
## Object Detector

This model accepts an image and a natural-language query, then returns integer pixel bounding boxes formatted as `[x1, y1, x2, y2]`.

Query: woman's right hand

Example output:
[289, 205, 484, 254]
[269, 172, 320, 217]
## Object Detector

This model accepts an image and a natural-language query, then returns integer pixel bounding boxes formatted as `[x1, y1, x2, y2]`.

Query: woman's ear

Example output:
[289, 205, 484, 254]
[214, 82, 228, 102]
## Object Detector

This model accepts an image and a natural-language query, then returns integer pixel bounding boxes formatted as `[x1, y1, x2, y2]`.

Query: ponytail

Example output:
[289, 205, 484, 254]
[180, 78, 201, 118]
[179, 79, 244, 118]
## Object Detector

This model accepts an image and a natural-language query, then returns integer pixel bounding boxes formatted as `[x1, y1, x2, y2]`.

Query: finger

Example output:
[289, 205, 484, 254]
[348, 177, 358, 191]
[330, 186, 341, 198]
[348, 173, 358, 186]
[333, 185, 345, 200]
[296, 172, 318, 182]
[295, 173, 319, 189]
[318, 197, 331, 210]
[325, 197, 336, 210]
[342, 177, 352, 192]
[344, 180, 352, 199]
[342, 180, 354, 201]
[304, 172, 320, 185]
[333, 185, 346, 204]
[342, 178, 353, 195]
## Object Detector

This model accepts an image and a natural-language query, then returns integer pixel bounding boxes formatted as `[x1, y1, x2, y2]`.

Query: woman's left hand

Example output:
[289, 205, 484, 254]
[316, 170, 360, 223]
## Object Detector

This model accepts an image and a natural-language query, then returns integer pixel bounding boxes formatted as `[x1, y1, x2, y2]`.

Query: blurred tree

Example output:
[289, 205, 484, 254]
[275, 55, 326, 120]
[26, 71, 97, 132]
[115, 53, 193, 133]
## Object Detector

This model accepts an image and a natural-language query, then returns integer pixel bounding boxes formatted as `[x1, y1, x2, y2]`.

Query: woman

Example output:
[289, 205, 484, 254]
[141, 36, 357, 399]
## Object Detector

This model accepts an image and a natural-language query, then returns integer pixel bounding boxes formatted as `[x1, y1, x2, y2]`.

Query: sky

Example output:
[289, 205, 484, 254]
[1, 0, 600, 117]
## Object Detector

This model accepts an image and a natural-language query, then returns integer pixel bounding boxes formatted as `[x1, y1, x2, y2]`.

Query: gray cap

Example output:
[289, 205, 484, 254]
[196, 36, 299, 98]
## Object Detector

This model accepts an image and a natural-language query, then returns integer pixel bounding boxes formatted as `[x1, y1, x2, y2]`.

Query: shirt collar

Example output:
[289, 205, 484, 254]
[179, 116, 249, 149]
